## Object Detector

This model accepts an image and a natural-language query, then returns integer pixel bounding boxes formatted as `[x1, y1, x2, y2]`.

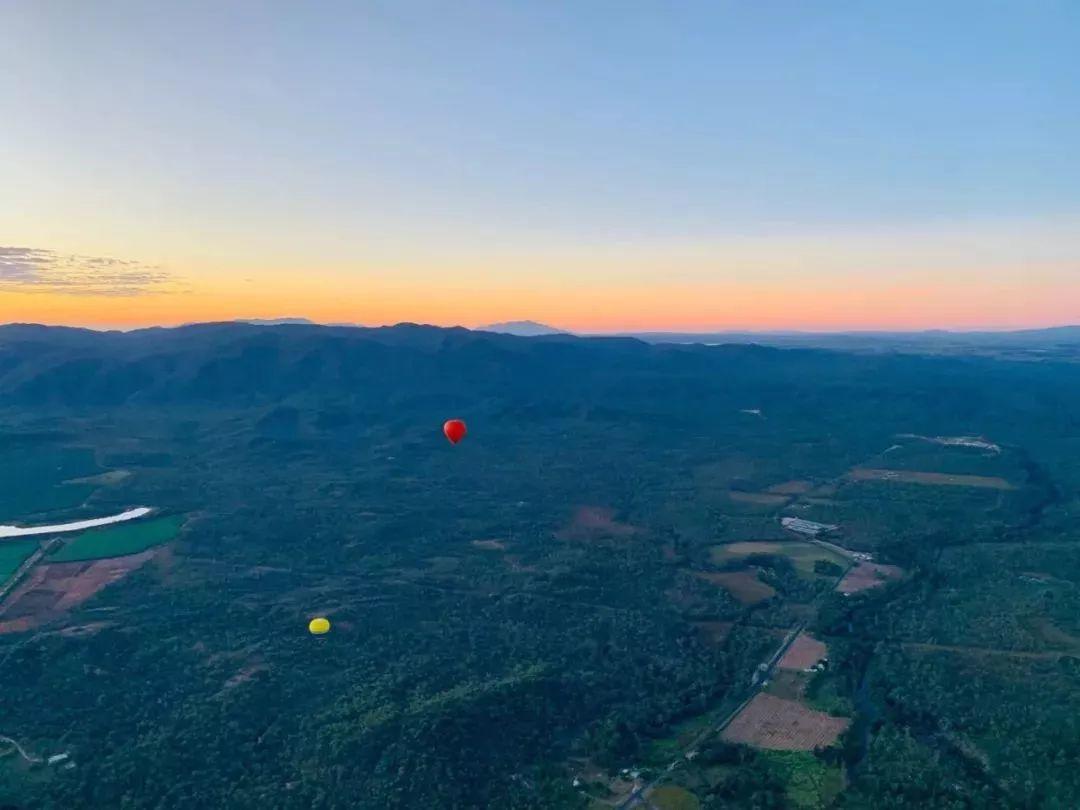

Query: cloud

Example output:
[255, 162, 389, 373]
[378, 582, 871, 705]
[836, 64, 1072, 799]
[0, 246, 181, 296]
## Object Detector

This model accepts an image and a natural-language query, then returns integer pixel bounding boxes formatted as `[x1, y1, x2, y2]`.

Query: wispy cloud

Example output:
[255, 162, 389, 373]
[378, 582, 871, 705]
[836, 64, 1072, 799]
[0, 246, 181, 296]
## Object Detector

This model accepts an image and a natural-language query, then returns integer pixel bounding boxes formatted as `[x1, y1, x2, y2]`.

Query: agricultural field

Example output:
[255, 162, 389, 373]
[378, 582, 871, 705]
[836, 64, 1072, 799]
[0, 549, 157, 634]
[848, 467, 1015, 489]
[694, 569, 777, 604]
[646, 784, 701, 809]
[836, 561, 904, 594]
[722, 693, 850, 751]
[726, 491, 790, 507]
[777, 632, 828, 670]
[48, 515, 184, 563]
[763, 670, 810, 700]
[711, 540, 850, 580]
[767, 480, 814, 495]
[0, 540, 40, 580]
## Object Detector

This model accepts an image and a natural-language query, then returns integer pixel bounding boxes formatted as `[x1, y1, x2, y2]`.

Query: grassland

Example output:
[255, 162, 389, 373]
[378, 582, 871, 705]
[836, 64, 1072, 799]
[647, 784, 701, 809]
[761, 751, 843, 809]
[49, 515, 183, 562]
[0, 540, 40, 579]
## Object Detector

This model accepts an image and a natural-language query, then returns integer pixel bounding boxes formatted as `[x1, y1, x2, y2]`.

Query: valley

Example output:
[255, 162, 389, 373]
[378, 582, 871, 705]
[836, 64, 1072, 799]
[0, 323, 1077, 809]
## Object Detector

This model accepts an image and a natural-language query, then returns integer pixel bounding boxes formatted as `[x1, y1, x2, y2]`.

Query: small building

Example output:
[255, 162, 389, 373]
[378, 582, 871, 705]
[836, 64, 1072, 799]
[781, 517, 839, 537]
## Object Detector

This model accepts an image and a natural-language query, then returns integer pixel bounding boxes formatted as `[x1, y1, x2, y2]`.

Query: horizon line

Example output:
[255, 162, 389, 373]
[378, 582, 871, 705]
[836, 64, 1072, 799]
[3, 319, 1078, 337]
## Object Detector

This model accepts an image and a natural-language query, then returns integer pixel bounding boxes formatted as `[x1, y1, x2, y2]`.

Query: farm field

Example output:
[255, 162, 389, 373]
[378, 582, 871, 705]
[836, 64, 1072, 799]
[647, 784, 701, 809]
[721, 694, 850, 751]
[837, 561, 904, 594]
[767, 480, 814, 495]
[777, 632, 828, 671]
[848, 467, 1015, 489]
[763, 670, 809, 700]
[49, 515, 183, 563]
[0, 540, 40, 579]
[726, 491, 789, 506]
[694, 569, 776, 604]
[711, 540, 849, 579]
[0, 549, 157, 634]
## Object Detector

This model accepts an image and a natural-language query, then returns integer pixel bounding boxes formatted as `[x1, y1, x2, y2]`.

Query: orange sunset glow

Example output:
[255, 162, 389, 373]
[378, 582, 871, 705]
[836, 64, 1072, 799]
[3, 269, 1078, 333]
[2, 3, 1077, 333]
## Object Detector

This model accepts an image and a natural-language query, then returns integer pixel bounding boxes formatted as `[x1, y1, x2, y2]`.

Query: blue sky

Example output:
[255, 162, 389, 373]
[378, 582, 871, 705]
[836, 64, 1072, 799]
[2, 1, 1078, 329]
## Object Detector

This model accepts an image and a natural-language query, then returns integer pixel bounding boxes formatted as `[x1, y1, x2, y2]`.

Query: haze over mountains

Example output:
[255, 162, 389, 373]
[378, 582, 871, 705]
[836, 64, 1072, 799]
[40, 317, 1080, 366]
[479, 320, 566, 337]
[1, 321, 1077, 413]
[480, 320, 1080, 355]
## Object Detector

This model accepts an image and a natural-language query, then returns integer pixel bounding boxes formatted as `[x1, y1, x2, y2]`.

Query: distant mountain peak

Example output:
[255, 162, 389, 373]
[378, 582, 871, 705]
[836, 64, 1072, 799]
[236, 317, 316, 326]
[478, 320, 565, 337]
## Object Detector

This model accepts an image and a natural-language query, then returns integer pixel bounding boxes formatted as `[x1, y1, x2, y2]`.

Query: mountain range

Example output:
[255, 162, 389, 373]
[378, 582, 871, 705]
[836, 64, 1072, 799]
[1, 320, 1077, 413]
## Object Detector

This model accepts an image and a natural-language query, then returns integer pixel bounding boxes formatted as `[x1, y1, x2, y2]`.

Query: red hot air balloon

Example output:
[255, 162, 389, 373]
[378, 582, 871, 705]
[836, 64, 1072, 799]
[443, 419, 467, 445]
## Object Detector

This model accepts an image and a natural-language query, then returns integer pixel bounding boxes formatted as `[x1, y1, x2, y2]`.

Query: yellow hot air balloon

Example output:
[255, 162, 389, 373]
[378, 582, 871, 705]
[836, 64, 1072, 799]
[308, 617, 331, 635]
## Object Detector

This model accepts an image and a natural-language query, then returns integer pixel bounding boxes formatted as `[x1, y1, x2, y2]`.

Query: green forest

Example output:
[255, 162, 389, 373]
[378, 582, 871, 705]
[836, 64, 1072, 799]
[0, 323, 1077, 808]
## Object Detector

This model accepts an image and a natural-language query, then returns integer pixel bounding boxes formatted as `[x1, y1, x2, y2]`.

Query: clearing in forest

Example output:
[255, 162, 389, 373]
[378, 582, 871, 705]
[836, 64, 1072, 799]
[721, 693, 849, 751]
[694, 570, 776, 604]
[777, 632, 828, 671]
[836, 561, 904, 594]
[471, 539, 507, 551]
[711, 541, 849, 579]
[557, 506, 639, 541]
[727, 491, 790, 506]
[767, 480, 814, 495]
[692, 620, 734, 648]
[847, 468, 1014, 489]
[722, 541, 783, 555]
[647, 784, 701, 809]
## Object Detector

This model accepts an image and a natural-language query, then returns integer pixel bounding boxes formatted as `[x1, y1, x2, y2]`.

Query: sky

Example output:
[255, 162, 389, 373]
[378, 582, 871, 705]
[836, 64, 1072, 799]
[1, 1, 1078, 332]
